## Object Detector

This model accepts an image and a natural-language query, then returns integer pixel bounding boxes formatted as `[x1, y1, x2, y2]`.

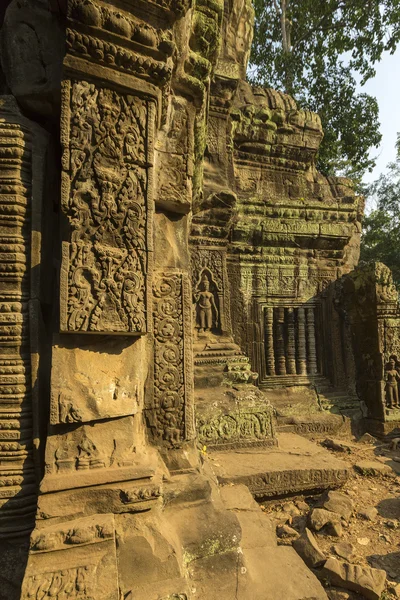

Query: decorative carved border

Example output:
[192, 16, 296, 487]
[152, 271, 194, 445]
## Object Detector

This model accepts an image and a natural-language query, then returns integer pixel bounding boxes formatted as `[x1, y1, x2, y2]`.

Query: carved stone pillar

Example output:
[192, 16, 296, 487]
[264, 307, 275, 375]
[275, 307, 286, 375]
[306, 307, 318, 375]
[296, 307, 307, 375]
[286, 308, 296, 375]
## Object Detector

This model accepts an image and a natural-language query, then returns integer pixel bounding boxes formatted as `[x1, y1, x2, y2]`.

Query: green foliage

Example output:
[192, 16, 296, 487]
[249, 0, 400, 178]
[361, 147, 400, 288]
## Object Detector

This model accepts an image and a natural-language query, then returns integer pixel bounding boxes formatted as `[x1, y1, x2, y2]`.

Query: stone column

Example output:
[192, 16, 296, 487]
[307, 307, 318, 375]
[275, 307, 286, 375]
[296, 307, 307, 375]
[264, 306, 275, 376]
[286, 308, 296, 374]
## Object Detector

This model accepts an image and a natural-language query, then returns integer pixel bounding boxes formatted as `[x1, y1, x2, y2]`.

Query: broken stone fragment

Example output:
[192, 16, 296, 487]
[332, 541, 356, 562]
[276, 524, 299, 539]
[354, 460, 392, 476]
[321, 557, 386, 600]
[317, 490, 353, 521]
[296, 500, 310, 512]
[321, 439, 354, 453]
[327, 588, 351, 600]
[358, 506, 378, 521]
[309, 508, 343, 537]
[282, 501, 301, 517]
[292, 527, 326, 569]
[357, 433, 377, 444]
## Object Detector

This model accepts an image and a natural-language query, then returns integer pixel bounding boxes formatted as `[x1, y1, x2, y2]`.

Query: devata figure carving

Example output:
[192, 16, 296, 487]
[385, 356, 400, 409]
[195, 274, 218, 333]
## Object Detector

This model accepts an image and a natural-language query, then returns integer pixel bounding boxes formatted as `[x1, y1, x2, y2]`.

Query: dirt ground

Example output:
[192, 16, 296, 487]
[260, 433, 400, 599]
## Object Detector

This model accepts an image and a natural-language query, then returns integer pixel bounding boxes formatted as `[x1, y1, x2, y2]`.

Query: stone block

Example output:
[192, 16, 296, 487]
[321, 557, 386, 600]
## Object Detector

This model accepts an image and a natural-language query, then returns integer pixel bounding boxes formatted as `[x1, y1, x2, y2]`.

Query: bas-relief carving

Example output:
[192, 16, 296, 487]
[385, 355, 400, 409]
[151, 272, 194, 447]
[21, 515, 119, 600]
[42, 416, 148, 494]
[50, 338, 143, 425]
[60, 80, 154, 334]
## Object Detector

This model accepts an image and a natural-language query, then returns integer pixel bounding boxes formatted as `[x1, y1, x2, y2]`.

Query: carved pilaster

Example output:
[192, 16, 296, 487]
[264, 307, 275, 376]
[306, 307, 318, 375]
[151, 271, 194, 445]
[296, 307, 307, 375]
[275, 307, 286, 375]
[286, 308, 296, 374]
[0, 97, 47, 536]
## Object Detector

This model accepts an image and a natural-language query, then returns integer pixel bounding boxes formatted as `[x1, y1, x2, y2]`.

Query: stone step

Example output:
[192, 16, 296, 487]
[208, 432, 351, 499]
[217, 484, 328, 600]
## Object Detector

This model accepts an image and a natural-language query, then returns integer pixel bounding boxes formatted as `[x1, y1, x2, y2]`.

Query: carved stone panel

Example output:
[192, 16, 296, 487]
[150, 272, 194, 445]
[60, 80, 154, 334]
[21, 514, 119, 600]
[49, 337, 145, 425]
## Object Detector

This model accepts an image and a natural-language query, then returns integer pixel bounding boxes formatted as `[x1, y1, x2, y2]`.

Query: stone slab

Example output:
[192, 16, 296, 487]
[209, 433, 351, 498]
[239, 545, 329, 599]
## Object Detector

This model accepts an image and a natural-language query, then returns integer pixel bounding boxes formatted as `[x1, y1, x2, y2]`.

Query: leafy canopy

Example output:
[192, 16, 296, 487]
[249, 0, 400, 178]
[361, 137, 400, 288]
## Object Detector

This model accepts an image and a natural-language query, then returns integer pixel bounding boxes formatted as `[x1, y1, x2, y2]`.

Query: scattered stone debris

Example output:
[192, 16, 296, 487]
[261, 433, 400, 599]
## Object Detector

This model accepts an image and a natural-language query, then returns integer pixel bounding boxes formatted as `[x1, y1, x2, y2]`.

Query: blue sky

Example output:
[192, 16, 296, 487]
[362, 47, 400, 184]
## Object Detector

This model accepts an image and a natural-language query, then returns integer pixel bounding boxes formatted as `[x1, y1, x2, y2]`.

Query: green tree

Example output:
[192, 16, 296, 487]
[249, 0, 400, 179]
[361, 146, 400, 288]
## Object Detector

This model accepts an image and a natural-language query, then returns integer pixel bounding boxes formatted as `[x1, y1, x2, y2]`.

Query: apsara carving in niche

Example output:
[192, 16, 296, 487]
[60, 80, 153, 333]
[385, 355, 400, 409]
[195, 273, 219, 333]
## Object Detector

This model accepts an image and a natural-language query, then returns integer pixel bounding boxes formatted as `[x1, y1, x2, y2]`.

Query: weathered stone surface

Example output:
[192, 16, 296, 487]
[321, 557, 386, 600]
[0, 0, 64, 117]
[292, 528, 326, 568]
[238, 545, 329, 600]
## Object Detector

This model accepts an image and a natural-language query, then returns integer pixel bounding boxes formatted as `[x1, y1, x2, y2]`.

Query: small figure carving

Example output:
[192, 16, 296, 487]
[385, 356, 400, 409]
[161, 392, 181, 446]
[195, 274, 218, 333]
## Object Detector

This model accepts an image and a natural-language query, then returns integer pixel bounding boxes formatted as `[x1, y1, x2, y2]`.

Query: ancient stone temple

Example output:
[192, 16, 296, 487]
[0, 0, 398, 599]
